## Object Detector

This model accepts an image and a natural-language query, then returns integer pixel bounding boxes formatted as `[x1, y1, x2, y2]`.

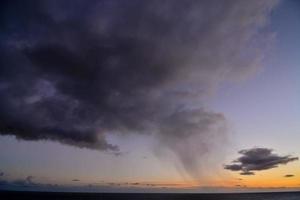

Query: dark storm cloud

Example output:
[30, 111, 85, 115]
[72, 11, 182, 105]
[224, 148, 299, 175]
[0, 0, 278, 176]
[284, 174, 295, 178]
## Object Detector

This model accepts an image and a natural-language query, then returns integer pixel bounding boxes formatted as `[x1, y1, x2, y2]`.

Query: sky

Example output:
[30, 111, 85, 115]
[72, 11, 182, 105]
[0, 0, 299, 193]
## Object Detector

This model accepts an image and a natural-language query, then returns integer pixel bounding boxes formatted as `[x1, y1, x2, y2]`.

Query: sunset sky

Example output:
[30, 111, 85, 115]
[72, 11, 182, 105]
[0, 0, 299, 192]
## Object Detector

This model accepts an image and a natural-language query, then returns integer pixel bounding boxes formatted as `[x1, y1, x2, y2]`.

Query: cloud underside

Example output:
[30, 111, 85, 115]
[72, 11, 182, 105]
[224, 148, 299, 175]
[0, 0, 278, 176]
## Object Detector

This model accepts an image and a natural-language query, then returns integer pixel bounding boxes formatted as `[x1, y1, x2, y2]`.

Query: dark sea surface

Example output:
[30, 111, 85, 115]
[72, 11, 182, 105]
[1, 191, 300, 200]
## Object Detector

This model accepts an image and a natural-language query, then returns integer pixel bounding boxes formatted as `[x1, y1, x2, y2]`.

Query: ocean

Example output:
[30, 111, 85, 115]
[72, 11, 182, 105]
[1, 191, 300, 200]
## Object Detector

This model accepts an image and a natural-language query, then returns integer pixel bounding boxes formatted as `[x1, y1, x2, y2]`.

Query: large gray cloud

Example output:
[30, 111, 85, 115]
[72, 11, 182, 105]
[0, 0, 278, 176]
[224, 148, 299, 175]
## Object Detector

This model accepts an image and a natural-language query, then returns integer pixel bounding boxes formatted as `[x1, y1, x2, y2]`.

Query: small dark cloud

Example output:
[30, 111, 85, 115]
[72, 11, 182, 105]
[106, 182, 140, 187]
[146, 184, 155, 187]
[26, 176, 34, 184]
[224, 148, 299, 175]
[284, 174, 295, 178]
[0, 172, 4, 176]
[240, 171, 255, 176]
[72, 179, 80, 182]
[225, 164, 242, 171]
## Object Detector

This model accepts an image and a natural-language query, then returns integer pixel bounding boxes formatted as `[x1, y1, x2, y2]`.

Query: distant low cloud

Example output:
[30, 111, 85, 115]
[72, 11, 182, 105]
[72, 179, 80, 182]
[0, 177, 60, 191]
[284, 174, 295, 178]
[224, 148, 299, 175]
[11, 176, 35, 187]
[0, 172, 4, 176]
[0, 176, 37, 189]
[25, 176, 34, 184]
[235, 184, 247, 188]
[102, 181, 182, 188]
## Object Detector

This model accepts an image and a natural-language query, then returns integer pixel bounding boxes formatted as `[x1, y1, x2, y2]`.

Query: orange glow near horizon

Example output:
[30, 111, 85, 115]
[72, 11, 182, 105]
[138, 162, 300, 189]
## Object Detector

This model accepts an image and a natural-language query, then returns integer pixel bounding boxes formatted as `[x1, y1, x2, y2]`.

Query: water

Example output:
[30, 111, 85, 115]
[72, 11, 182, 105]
[1, 191, 300, 200]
